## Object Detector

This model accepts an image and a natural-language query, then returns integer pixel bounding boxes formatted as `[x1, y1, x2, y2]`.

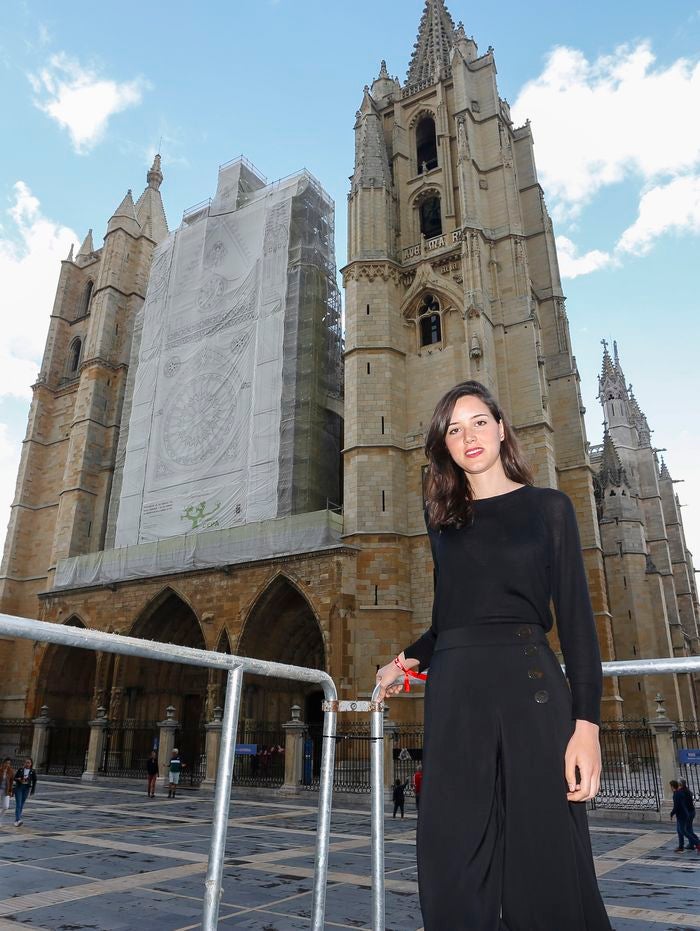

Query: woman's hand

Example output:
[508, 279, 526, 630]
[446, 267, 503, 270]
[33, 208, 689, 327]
[564, 720, 602, 802]
[375, 653, 419, 701]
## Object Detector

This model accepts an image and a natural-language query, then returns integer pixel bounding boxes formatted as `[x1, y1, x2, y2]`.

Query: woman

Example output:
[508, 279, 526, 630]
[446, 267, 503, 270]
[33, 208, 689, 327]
[376, 381, 612, 931]
[0, 757, 13, 815]
[146, 750, 159, 798]
[13, 757, 37, 826]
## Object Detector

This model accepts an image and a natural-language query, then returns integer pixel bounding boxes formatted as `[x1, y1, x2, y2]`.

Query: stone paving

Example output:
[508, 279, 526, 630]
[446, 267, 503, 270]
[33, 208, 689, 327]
[0, 779, 698, 929]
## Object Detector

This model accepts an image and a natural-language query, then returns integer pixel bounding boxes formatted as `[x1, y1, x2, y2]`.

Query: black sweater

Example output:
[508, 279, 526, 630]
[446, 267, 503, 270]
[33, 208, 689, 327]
[404, 486, 603, 726]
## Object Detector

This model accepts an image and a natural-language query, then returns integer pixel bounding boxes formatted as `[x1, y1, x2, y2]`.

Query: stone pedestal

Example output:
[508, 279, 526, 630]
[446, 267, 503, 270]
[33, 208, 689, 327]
[31, 705, 51, 771]
[203, 706, 223, 786]
[650, 693, 678, 812]
[157, 705, 179, 788]
[82, 706, 109, 781]
[281, 705, 306, 793]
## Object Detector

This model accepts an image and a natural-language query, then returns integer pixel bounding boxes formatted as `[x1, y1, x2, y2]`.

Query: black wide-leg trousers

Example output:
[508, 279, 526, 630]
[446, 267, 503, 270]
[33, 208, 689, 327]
[417, 623, 612, 931]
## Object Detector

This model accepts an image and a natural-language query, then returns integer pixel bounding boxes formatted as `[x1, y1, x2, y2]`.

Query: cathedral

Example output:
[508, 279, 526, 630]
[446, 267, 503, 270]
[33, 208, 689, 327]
[0, 0, 697, 766]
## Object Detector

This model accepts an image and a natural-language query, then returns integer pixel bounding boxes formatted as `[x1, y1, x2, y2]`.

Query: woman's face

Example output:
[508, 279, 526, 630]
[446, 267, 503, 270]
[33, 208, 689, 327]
[444, 394, 504, 478]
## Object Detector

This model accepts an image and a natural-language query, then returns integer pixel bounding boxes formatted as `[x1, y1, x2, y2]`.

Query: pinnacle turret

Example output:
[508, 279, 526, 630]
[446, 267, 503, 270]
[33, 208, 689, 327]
[598, 428, 629, 490]
[628, 384, 652, 447]
[136, 155, 169, 244]
[598, 338, 628, 403]
[406, 0, 456, 87]
[352, 90, 392, 190]
[659, 457, 672, 481]
[106, 189, 141, 238]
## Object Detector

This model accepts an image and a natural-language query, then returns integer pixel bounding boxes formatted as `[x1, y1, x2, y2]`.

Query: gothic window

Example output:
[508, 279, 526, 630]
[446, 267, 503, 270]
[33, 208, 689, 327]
[68, 337, 82, 376]
[419, 196, 442, 239]
[416, 116, 438, 173]
[80, 280, 93, 318]
[418, 293, 442, 347]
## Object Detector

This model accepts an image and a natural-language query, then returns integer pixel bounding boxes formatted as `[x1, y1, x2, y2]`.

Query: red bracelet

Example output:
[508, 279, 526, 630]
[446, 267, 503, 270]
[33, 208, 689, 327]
[393, 657, 428, 692]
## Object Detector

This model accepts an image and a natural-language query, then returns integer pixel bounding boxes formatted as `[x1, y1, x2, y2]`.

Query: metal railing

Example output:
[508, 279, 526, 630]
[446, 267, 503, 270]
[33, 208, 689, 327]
[0, 613, 338, 931]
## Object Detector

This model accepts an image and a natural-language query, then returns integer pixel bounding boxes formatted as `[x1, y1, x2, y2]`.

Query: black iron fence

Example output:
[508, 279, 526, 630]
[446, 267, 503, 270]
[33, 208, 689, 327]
[302, 723, 372, 793]
[101, 721, 159, 779]
[0, 718, 33, 768]
[392, 726, 424, 798]
[233, 724, 285, 787]
[674, 721, 700, 802]
[43, 721, 90, 777]
[175, 723, 207, 787]
[590, 720, 661, 811]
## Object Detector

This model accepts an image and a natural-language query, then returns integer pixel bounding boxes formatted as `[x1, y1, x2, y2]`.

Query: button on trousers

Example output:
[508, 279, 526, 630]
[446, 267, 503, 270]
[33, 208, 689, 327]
[416, 623, 612, 931]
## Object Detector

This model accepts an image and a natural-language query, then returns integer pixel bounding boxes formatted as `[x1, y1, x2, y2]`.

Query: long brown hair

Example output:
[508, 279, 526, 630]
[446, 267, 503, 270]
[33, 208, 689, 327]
[424, 381, 534, 529]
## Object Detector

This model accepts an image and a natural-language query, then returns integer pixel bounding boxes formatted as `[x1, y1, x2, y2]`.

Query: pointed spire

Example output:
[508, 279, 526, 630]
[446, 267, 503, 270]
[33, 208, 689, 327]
[353, 89, 392, 190]
[66, 243, 74, 262]
[406, 0, 456, 87]
[598, 337, 628, 403]
[147, 153, 163, 190]
[659, 457, 672, 481]
[135, 155, 169, 244]
[76, 229, 94, 258]
[106, 190, 141, 237]
[628, 384, 652, 447]
[598, 428, 629, 490]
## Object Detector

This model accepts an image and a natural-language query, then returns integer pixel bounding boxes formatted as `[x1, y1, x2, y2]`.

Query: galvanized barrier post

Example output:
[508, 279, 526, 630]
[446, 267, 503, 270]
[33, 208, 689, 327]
[202, 665, 244, 930]
[370, 685, 385, 931]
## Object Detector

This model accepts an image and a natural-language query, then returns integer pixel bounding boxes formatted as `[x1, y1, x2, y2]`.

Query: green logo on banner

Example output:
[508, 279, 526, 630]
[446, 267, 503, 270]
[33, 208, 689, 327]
[181, 500, 221, 530]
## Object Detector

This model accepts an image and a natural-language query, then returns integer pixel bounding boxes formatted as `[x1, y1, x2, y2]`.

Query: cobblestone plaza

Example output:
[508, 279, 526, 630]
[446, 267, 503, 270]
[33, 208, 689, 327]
[0, 780, 699, 930]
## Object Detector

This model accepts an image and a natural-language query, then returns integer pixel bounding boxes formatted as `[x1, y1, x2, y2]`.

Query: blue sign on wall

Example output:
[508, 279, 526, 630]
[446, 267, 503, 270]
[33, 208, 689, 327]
[678, 748, 700, 765]
[235, 743, 258, 756]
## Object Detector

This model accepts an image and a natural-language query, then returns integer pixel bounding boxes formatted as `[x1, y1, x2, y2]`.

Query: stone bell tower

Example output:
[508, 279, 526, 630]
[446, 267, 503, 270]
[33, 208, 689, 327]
[0, 158, 168, 715]
[341, 0, 619, 721]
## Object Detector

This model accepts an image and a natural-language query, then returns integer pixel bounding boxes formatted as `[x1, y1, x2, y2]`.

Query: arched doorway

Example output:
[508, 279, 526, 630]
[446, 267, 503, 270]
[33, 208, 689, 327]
[36, 616, 95, 720]
[114, 590, 208, 780]
[238, 576, 326, 727]
[35, 617, 95, 775]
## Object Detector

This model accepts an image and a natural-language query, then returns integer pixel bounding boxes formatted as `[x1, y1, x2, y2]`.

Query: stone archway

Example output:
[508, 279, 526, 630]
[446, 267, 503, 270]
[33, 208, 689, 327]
[237, 575, 326, 727]
[115, 589, 208, 730]
[36, 617, 95, 721]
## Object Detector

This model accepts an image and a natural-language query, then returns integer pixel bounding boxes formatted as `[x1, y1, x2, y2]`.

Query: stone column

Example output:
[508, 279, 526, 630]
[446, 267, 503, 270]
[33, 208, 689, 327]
[650, 693, 678, 812]
[82, 706, 109, 782]
[31, 705, 51, 771]
[203, 706, 223, 786]
[281, 705, 306, 793]
[157, 705, 179, 788]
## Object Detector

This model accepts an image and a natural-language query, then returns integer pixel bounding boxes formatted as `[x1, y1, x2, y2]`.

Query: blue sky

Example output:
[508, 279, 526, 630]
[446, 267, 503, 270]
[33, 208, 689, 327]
[1, 0, 699, 558]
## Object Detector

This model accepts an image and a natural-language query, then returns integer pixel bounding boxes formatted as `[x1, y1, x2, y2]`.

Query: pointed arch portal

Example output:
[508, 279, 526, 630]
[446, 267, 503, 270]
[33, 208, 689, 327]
[36, 617, 96, 720]
[238, 576, 326, 726]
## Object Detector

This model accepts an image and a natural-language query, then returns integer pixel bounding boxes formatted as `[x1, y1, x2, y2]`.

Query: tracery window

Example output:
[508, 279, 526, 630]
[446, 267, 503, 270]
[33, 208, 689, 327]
[416, 116, 438, 173]
[419, 196, 442, 239]
[68, 337, 82, 375]
[418, 293, 442, 347]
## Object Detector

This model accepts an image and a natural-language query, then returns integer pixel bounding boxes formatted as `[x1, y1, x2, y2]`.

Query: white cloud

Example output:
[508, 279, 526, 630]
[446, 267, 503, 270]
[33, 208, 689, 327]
[555, 235, 613, 280]
[617, 173, 700, 254]
[512, 42, 700, 216]
[0, 181, 77, 398]
[29, 53, 146, 154]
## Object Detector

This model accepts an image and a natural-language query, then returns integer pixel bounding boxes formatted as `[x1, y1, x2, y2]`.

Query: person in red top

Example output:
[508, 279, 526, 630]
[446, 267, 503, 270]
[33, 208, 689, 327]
[412, 764, 423, 810]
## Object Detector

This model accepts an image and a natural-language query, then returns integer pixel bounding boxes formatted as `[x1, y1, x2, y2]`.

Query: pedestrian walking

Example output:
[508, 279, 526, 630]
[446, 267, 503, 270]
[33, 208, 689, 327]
[375, 381, 613, 930]
[146, 750, 159, 798]
[0, 757, 13, 815]
[12, 757, 37, 826]
[392, 779, 408, 818]
[412, 763, 423, 811]
[680, 778, 696, 832]
[167, 749, 185, 798]
[670, 779, 700, 852]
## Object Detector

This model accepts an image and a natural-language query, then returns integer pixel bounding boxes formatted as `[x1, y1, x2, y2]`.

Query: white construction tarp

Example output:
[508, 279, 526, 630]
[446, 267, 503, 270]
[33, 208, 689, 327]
[114, 164, 304, 546]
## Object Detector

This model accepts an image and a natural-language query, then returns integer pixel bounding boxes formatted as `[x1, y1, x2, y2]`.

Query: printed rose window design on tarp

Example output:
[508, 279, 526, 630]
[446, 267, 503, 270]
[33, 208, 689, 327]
[163, 371, 237, 467]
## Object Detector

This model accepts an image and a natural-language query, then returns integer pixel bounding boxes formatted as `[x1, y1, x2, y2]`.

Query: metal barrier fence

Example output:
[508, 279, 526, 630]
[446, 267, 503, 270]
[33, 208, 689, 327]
[302, 722, 373, 793]
[0, 613, 338, 931]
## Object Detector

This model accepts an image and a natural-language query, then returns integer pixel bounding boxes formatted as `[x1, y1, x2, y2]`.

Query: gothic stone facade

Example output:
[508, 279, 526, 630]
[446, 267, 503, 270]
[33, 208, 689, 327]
[0, 1, 697, 732]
